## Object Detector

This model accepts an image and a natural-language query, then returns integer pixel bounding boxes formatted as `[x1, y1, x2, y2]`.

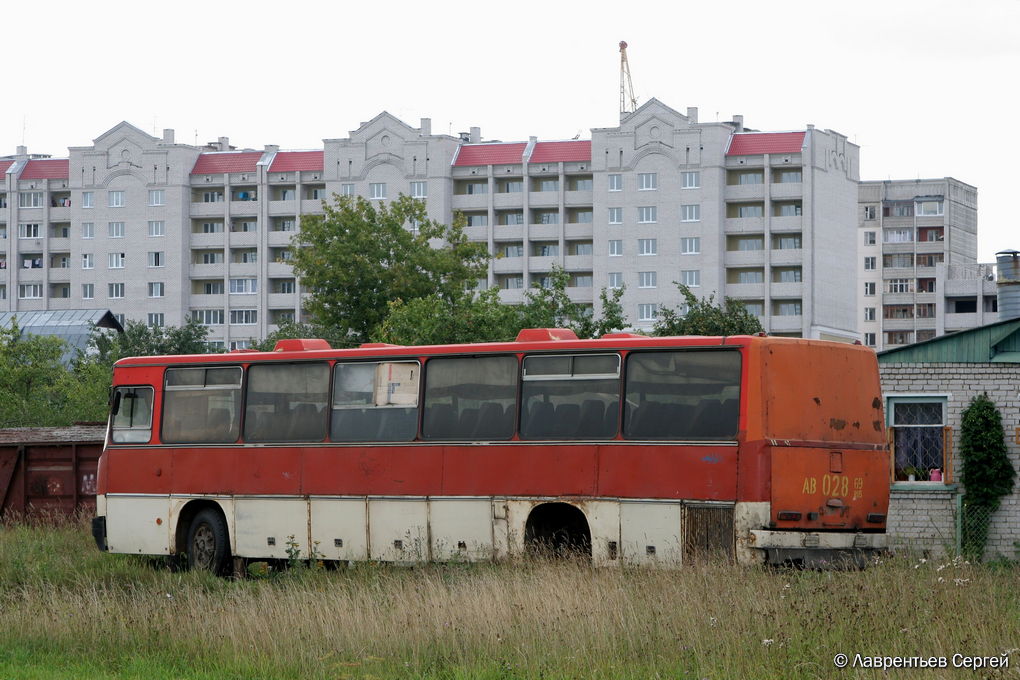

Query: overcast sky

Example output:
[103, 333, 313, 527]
[4, 0, 1017, 260]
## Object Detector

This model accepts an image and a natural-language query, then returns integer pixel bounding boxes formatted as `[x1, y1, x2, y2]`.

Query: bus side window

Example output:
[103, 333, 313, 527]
[623, 351, 741, 440]
[162, 367, 242, 444]
[422, 355, 517, 440]
[520, 354, 620, 440]
[111, 386, 154, 444]
[244, 362, 330, 443]
[331, 361, 419, 442]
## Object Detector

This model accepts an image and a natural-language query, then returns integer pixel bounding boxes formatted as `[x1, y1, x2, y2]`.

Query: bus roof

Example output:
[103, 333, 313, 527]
[113, 332, 868, 368]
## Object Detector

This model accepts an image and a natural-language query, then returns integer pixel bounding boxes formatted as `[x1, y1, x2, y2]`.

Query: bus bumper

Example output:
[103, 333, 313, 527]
[749, 529, 887, 568]
[92, 516, 107, 552]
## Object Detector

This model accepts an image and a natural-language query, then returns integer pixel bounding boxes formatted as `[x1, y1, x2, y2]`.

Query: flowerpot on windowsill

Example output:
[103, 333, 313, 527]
[908, 474, 916, 482]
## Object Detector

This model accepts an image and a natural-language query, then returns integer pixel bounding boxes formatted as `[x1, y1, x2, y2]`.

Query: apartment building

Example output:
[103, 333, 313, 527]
[3, 102, 863, 345]
[857, 178, 978, 350]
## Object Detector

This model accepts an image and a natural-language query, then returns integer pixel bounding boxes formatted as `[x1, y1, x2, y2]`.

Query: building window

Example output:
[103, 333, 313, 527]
[682, 171, 700, 189]
[773, 169, 802, 183]
[608, 272, 623, 289]
[148, 282, 165, 298]
[773, 267, 802, 283]
[82, 191, 94, 209]
[410, 181, 427, 198]
[736, 269, 764, 284]
[230, 309, 258, 325]
[569, 242, 593, 256]
[532, 243, 559, 257]
[193, 309, 225, 325]
[609, 240, 623, 256]
[608, 207, 623, 224]
[888, 278, 912, 294]
[889, 397, 947, 481]
[680, 237, 701, 255]
[732, 236, 764, 251]
[883, 228, 913, 243]
[608, 174, 622, 191]
[638, 238, 657, 256]
[202, 222, 223, 234]
[18, 284, 43, 299]
[681, 270, 700, 287]
[774, 300, 802, 316]
[230, 340, 250, 351]
[637, 303, 658, 322]
[569, 274, 593, 288]
[466, 214, 488, 227]
[108, 283, 125, 299]
[863, 205, 877, 220]
[570, 177, 593, 191]
[203, 281, 224, 295]
[864, 256, 876, 270]
[864, 332, 876, 347]
[535, 211, 559, 225]
[148, 220, 165, 237]
[149, 190, 165, 206]
[864, 282, 876, 296]
[109, 222, 125, 238]
[108, 191, 124, 208]
[775, 202, 802, 217]
[864, 230, 876, 245]
[202, 191, 224, 203]
[737, 204, 764, 218]
[916, 200, 944, 217]
[21, 257, 43, 269]
[638, 206, 657, 223]
[82, 283, 94, 300]
[229, 278, 258, 294]
[497, 179, 523, 193]
[82, 253, 94, 269]
[773, 234, 801, 250]
[638, 173, 657, 191]
[148, 251, 164, 268]
[884, 253, 913, 268]
[19, 192, 43, 208]
[108, 252, 125, 269]
[277, 280, 295, 294]
[340, 183, 355, 196]
[680, 204, 700, 222]
[82, 222, 94, 239]
[638, 271, 657, 288]
[18, 223, 41, 239]
[148, 313, 164, 327]
[864, 307, 876, 321]
[369, 183, 386, 199]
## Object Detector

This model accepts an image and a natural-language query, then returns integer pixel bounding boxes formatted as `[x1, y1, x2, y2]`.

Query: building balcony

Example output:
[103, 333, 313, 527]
[48, 268, 71, 282]
[769, 215, 802, 231]
[463, 225, 490, 242]
[190, 292, 225, 306]
[268, 261, 294, 277]
[48, 206, 70, 221]
[724, 184, 766, 201]
[564, 223, 593, 240]
[492, 225, 523, 241]
[17, 238, 44, 253]
[566, 288, 594, 304]
[882, 293, 915, 305]
[492, 257, 523, 274]
[769, 183, 803, 200]
[564, 190, 593, 207]
[770, 282, 803, 298]
[300, 199, 324, 215]
[724, 217, 765, 233]
[268, 231, 296, 247]
[724, 250, 766, 267]
[882, 267, 914, 279]
[528, 255, 560, 272]
[881, 242, 915, 254]
[563, 254, 593, 271]
[191, 263, 226, 277]
[915, 240, 947, 254]
[944, 312, 984, 332]
[229, 201, 258, 216]
[229, 262, 258, 275]
[527, 193, 559, 209]
[724, 282, 765, 298]
[769, 249, 803, 266]
[267, 293, 296, 308]
[492, 193, 524, 209]
[229, 231, 259, 247]
[496, 288, 526, 305]
[190, 202, 227, 218]
[269, 200, 297, 215]
[881, 317, 916, 331]
[768, 315, 803, 333]
[528, 224, 561, 240]
[48, 236, 70, 250]
[190, 233, 225, 247]
[451, 194, 489, 211]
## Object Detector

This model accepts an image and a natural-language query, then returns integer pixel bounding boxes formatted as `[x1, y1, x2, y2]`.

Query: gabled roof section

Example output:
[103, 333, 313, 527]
[92, 121, 158, 145]
[453, 142, 527, 167]
[191, 152, 262, 175]
[269, 151, 324, 173]
[21, 159, 69, 180]
[0, 160, 14, 175]
[877, 317, 1020, 364]
[726, 131, 805, 156]
[529, 141, 591, 164]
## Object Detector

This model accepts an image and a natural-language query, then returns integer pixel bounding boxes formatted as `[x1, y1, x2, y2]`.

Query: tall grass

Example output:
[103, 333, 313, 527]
[1, 514, 1017, 679]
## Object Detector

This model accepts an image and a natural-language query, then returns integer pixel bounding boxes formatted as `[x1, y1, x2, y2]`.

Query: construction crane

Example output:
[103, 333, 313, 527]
[619, 41, 638, 115]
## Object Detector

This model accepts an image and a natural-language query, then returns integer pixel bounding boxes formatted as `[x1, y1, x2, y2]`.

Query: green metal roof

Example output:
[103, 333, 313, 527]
[877, 317, 1020, 363]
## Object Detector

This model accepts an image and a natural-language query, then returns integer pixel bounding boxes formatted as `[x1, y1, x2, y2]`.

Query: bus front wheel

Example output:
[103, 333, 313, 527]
[187, 508, 230, 575]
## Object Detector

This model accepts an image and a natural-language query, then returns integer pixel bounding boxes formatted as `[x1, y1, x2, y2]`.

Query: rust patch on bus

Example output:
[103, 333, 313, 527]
[829, 418, 847, 431]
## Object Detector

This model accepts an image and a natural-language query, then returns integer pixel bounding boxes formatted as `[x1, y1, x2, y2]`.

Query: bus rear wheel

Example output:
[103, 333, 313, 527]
[187, 508, 230, 575]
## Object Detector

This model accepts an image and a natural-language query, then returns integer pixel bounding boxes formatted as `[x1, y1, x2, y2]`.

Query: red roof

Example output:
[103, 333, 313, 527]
[21, 159, 69, 180]
[269, 151, 324, 173]
[726, 132, 805, 156]
[529, 140, 591, 164]
[0, 160, 14, 175]
[453, 143, 527, 167]
[191, 152, 262, 175]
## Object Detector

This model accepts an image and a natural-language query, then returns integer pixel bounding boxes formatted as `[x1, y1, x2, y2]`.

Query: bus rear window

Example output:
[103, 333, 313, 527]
[111, 386, 154, 444]
[331, 361, 419, 442]
[245, 363, 329, 442]
[422, 355, 517, 440]
[521, 354, 620, 439]
[624, 351, 740, 440]
[162, 367, 242, 443]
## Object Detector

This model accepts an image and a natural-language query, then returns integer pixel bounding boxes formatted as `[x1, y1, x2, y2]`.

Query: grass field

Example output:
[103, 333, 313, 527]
[1, 515, 1017, 679]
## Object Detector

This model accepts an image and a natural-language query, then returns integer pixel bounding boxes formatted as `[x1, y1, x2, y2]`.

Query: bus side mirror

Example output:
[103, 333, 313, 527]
[111, 390, 122, 417]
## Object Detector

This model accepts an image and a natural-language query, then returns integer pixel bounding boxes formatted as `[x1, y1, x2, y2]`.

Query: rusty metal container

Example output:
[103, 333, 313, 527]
[0, 426, 105, 517]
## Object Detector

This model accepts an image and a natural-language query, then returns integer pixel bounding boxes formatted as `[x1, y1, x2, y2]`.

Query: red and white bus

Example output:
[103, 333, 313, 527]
[92, 329, 889, 571]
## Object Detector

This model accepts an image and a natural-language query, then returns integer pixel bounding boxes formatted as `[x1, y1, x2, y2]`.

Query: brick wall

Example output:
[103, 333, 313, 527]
[881, 363, 1020, 560]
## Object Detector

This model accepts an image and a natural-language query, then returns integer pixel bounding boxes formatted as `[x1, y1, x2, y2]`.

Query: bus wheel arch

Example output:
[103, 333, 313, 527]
[176, 500, 231, 575]
[524, 502, 592, 558]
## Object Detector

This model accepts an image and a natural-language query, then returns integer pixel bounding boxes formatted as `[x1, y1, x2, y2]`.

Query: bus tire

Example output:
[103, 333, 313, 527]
[187, 508, 230, 575]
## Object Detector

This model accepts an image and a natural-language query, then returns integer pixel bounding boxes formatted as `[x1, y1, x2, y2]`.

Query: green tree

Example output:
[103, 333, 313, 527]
[87, 318, 212, 365]
[958, 393, 1015, 559]
[652, 284, 764, 337]
[250, 321, 349, 353]
[290, 195, 490, 345]
[0, 320, 71, 427]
